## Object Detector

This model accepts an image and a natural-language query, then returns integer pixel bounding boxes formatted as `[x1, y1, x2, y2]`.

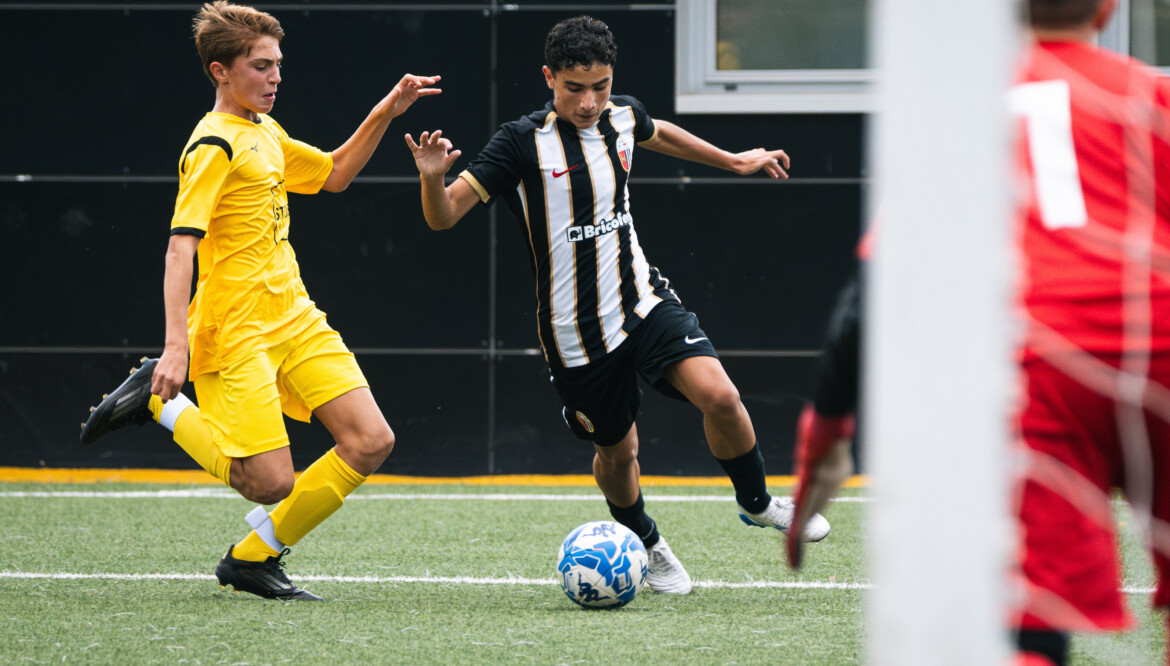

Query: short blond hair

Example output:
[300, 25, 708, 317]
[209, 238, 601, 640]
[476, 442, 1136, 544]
[193, 1, 284, 87]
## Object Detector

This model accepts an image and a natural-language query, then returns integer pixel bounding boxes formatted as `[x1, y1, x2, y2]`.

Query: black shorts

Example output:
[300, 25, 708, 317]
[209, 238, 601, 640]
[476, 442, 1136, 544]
[550, 299, 719, 447]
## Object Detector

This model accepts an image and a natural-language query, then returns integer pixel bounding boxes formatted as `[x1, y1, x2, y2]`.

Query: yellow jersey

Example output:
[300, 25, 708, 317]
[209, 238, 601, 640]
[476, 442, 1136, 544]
[171, 112, 334, 378]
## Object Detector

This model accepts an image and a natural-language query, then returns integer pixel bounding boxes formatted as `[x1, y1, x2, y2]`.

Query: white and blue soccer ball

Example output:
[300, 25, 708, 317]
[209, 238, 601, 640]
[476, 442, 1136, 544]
[556, 520, 648, 609]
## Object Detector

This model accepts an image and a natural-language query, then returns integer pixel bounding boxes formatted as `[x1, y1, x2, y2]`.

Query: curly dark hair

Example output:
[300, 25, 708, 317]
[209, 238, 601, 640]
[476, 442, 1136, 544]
[544, 16, 618, 73]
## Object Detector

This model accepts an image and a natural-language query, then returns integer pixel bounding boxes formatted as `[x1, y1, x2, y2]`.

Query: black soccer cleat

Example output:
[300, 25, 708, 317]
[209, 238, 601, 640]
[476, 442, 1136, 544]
[215, 545, 323, 601]
[80, 357, 159, 444]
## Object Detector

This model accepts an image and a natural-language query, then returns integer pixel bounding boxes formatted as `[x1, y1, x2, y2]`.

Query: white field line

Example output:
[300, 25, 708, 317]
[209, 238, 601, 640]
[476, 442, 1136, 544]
[0, 571, 1153, 594]
[0, 570, 870, 590]
[0, 490, 871, 502]
[2, 492, 1147, 594]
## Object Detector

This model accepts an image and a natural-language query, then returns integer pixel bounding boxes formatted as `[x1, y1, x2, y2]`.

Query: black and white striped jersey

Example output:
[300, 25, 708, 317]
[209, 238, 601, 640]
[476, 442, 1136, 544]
[459, 95, 679, 370]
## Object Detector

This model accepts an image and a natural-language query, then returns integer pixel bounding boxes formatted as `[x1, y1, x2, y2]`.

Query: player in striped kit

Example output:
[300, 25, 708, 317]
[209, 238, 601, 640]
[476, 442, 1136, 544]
[405, 15, 830, 594]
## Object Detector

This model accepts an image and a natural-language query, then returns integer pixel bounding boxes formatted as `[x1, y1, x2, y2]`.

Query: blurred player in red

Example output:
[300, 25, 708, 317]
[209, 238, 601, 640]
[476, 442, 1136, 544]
[784, 231, 868, 570]
[1009, 0, 1170, 663]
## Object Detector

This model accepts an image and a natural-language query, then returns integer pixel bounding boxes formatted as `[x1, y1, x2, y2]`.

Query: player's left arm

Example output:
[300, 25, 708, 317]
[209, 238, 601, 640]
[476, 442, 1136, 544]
[323, 73, 443, 192]
[640, 119, 789, 179]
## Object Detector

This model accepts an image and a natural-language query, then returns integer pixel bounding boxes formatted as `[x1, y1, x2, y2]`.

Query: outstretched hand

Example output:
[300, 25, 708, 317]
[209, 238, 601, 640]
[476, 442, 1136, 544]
[382, 74, 443, 119]
[732, 148, 790, 179]
[404, 130, 462, 180]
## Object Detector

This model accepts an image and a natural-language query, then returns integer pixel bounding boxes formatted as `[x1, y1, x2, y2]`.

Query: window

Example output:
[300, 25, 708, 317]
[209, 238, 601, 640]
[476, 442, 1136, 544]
[676, 0, 873, 113]
[1098, 0, 1170, 70]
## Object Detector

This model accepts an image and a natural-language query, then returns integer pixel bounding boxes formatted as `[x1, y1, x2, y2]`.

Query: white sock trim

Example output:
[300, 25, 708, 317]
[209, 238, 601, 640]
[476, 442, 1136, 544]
[245, 506, 286, 553]
[159, 393, 194, 432]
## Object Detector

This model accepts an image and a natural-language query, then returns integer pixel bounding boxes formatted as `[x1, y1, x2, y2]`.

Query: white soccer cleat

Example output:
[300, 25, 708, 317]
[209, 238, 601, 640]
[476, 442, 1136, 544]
[739, 496, 831, 543]
[645, 537, 692, 595]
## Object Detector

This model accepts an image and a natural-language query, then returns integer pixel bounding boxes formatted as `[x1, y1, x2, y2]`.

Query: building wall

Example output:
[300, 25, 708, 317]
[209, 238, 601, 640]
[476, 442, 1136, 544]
[0, 2, 863, 475]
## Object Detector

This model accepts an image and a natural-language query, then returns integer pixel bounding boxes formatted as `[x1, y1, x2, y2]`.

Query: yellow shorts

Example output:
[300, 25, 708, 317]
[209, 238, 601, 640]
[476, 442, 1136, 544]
[193, 317, 369, 459]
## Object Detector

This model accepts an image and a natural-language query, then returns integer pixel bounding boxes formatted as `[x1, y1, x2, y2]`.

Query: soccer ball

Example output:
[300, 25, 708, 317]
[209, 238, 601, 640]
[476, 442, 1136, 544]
[556, 520, 648, 609]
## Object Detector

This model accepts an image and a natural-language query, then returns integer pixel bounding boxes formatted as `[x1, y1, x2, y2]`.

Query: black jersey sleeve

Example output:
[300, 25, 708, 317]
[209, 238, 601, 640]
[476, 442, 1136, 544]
[610, 95, 656, 143]
[464, 123, 525, 205]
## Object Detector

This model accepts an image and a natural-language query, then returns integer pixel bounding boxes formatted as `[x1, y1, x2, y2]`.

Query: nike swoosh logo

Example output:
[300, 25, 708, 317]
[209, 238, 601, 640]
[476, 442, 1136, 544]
[684, 336, 708, 345]
[552, 164, 580, 178]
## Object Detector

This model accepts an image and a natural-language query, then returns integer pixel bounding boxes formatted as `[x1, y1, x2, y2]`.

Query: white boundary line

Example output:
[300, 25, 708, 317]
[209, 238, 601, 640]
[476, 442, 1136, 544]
[3, 491, 1149, 594]
[0, 571, 1152, 594]
[0, 571, 868, 590]
[0, 492, 1151, 595]
[0, 490, 872, 501]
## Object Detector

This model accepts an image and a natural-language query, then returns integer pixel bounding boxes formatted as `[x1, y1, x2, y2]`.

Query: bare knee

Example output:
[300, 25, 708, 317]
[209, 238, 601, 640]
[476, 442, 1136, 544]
[335, 423, 395, 474]
[698, 385, 744, 419]
[237, 475, 294, 505]
[595, 430, 638, 468]
[596, 446, 636, 469]
[355, 423, 394, 460]
[227, 451, 296, 504]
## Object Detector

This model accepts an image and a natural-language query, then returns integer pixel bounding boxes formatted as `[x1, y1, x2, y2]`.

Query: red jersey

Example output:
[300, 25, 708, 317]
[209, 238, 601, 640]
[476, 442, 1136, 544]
[1012, 41, 1170, 356]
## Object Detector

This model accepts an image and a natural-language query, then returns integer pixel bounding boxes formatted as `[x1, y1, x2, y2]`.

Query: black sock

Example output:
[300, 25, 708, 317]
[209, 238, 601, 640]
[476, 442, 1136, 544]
[607, 492, 660, 548]
[1014, 629, 1069, 666]
[717, 443, 771, 514]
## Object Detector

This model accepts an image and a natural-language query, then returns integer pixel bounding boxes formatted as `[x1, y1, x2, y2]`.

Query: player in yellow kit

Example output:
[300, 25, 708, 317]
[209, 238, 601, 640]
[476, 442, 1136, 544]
[80, 0, 441, 600]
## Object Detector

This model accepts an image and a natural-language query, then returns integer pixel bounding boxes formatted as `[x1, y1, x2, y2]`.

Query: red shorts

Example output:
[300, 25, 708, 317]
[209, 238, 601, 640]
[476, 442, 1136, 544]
[1013, 351, 1170, 632]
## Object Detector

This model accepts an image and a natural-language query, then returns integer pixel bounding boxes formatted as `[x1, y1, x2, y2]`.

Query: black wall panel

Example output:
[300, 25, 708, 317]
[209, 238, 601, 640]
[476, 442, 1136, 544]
[1, 182, 173, 347]
[0, 350, 819, 475]
[332, 354, 493, 476]
[277, 184, 492, 349]
[2, 352, 490, 474]
[0, 8, 492, 178]
[1, 3, 864, 476]
[262, 10, 494, 177]
[0, 182, 492, 349]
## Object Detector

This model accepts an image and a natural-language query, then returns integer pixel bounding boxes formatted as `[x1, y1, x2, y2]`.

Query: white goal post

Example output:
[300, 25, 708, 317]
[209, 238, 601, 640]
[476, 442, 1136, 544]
[866, 1, 1017, 663]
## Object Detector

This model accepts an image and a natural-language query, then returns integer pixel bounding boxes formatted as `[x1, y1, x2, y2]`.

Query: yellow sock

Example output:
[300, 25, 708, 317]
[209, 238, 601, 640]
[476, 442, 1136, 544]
[232, 448, 366, 562]
[173, 406, 232, 486]
[148, 395, 165, 422]
[232, 531, 279, 561]
[272, 448, 366, 546]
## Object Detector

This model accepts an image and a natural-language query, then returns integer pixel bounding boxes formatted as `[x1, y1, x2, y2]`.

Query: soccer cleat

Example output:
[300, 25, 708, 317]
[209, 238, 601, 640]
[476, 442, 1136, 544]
[80, 358, 159, 444]
[215, 545, 322, 601]
[739, 496, 831, 543]
[645, 536, 692, 595]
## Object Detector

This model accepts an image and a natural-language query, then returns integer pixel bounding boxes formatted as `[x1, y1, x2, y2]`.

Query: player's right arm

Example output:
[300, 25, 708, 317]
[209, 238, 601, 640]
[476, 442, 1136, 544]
[642, 120, 789, 179]
[404, 130, 478, 230]
[153, 233, 199, 401]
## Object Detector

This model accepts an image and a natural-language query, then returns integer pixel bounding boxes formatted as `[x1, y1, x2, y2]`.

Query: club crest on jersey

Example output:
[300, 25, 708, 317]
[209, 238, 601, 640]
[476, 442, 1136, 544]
[575, 411, 595, 433]
[616, 135, 633, 172]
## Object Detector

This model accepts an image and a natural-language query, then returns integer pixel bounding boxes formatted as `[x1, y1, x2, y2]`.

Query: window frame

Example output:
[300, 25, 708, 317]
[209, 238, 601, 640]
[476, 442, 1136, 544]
[675, 0, 875, 114]
[1098, 0, 1128, 56]
[1098, 0, 1170, 72]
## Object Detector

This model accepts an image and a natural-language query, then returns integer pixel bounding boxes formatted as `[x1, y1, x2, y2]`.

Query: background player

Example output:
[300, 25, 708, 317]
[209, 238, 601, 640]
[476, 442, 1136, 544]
[785, 230, 870, 569]
[403, 15, 830, 595]
[80, 0, 441, 600]
[1010, 0, 1170, 662]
